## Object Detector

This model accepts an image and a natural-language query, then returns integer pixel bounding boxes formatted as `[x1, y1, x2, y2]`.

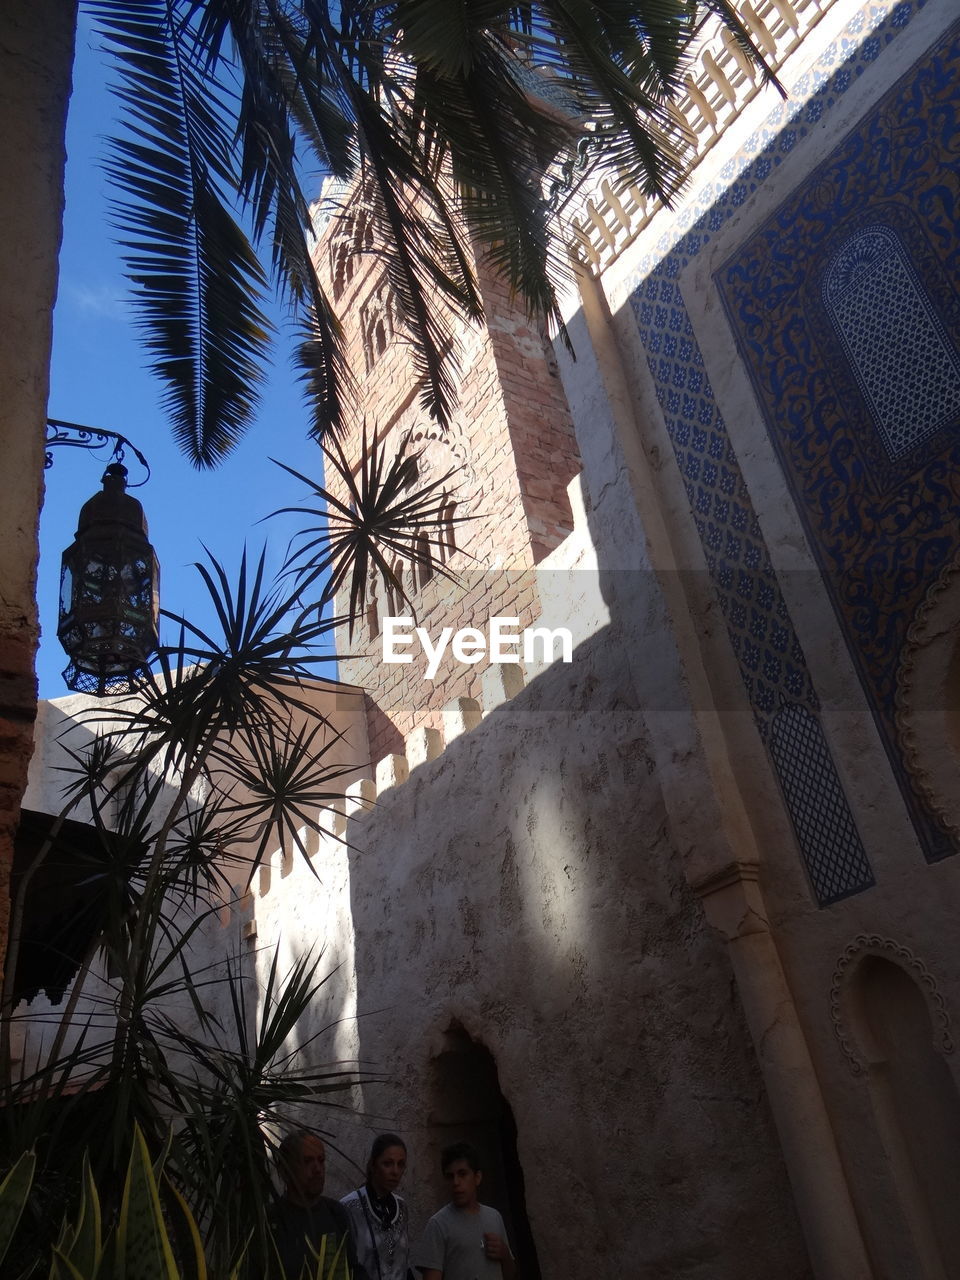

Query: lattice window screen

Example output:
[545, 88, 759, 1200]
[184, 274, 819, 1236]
[823, 225, 960, 459]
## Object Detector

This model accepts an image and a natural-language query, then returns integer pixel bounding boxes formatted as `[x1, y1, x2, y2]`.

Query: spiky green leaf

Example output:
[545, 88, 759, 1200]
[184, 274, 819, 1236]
[0, 1150, 35, 1266]
[115, 1124, 178, 1280]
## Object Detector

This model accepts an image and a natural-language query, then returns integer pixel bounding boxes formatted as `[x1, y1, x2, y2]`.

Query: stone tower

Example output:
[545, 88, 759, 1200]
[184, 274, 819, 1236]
[312, 187, 583, 762]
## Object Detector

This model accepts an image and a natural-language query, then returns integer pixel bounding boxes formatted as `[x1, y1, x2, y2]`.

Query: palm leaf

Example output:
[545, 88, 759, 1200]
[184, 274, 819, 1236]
[89, 0, 773, 458]
[95, 547, 340, 777]
[212, 715, 356, 873]
[90, 0, 273, 467]
[216, 0, 355, 435]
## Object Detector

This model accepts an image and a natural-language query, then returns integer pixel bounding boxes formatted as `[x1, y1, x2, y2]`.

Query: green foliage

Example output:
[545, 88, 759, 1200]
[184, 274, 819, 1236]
[52, 1157, 104, 1279]
[0, 546, 378, 1277]
[273, 425, 468, 633]
[298, 1233, 351, 1280]
[115, 1126, 181, 1279]
[0, 1150, 35, 1265]
[0, 1129, 351, 1280]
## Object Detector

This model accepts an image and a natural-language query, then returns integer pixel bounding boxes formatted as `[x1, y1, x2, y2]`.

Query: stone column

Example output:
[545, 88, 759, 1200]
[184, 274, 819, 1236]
[693, 861, 872, 1279]
[562, 266, 873, 1278]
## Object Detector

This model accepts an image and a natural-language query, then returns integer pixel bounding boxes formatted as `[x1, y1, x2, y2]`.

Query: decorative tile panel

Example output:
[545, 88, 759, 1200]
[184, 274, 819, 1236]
[770, 705, 875, 904]
[716, 17, 960, 863]
[621, 2, 947, 900]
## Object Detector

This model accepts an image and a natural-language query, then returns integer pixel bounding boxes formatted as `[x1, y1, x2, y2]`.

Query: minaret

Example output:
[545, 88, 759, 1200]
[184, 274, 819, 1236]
[312, 184, 582, 760]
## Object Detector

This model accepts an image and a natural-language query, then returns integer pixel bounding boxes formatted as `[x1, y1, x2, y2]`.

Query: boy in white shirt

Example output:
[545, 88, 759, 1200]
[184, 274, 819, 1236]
[414, 1142, 516, 1280]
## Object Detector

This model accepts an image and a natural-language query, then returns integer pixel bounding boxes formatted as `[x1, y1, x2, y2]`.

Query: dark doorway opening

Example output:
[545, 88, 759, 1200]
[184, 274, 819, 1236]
[427, 1023, 541, 1280]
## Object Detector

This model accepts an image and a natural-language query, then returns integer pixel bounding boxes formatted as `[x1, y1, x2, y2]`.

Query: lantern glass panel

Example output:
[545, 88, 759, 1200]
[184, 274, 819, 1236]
[57, 465, 160, 696]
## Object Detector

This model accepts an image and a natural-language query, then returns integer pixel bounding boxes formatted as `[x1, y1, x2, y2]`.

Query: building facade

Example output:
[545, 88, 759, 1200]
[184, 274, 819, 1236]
[0, 0, 76, 991]
[18, 0, 960, 1275]
[291, 0, 960, 1273]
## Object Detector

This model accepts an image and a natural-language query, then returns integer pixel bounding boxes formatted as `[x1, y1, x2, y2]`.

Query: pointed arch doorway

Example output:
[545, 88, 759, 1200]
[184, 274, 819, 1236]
[427, 1023, 542, 1280]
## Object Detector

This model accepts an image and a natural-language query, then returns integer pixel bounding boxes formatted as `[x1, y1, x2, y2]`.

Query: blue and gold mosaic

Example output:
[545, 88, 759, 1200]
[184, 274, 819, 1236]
[625, 1, 951, 901]
[717, 17, 960, 865]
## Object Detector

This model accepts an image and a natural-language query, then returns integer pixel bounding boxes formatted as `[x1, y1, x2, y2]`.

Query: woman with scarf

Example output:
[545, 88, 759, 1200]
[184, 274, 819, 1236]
[341, 1133, 413, 1280]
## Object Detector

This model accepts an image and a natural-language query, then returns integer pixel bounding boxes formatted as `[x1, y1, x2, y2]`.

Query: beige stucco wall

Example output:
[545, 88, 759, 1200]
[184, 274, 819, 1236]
[348, 676, 813, 1278]
[0, 0, 77, 985]
[242, 642, 810, 1278]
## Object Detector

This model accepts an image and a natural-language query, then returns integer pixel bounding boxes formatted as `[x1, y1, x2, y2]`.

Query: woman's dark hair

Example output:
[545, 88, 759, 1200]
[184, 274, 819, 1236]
[366, 1131, 406, 1180]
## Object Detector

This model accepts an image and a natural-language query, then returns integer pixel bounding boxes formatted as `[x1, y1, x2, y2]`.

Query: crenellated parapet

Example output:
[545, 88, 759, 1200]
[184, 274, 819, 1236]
[243, 469, 608, 911]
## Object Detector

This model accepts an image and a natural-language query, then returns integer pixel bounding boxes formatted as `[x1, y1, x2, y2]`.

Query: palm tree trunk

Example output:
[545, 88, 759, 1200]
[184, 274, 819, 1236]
[0, 0, 78, 988]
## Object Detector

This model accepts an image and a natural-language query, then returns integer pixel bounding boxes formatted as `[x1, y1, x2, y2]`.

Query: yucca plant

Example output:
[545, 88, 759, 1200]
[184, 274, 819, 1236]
[0, 1127, 353, 1279]
[3, 398, 476, 1271]
[0, 541, 379, 1277]
[273, 425, 470, 633]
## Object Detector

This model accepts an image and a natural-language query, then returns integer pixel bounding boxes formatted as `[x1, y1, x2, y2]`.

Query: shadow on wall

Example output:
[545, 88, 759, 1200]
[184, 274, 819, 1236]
[340, 612, 809, 1277]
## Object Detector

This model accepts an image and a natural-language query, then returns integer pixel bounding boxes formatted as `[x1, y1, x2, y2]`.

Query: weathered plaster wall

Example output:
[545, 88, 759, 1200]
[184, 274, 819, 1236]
[0, 0, 77, 984]
[342, 662, 809, 1279]
[246, 635, 810, 1278]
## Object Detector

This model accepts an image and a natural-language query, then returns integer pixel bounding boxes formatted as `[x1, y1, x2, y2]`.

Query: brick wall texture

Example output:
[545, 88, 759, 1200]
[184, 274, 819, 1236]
[312, 197, 582, 763]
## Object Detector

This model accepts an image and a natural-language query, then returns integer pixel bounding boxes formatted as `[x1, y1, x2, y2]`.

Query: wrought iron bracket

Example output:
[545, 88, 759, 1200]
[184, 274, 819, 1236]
[45, 418, 151, 486]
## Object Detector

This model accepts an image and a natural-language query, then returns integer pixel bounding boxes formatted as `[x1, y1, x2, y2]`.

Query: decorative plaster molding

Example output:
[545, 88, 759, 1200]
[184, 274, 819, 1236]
[830, 934, 955, 1076]
[406, 417, 481, 502]
[360, 274, 400, 373]
[689, 858, 761, 899]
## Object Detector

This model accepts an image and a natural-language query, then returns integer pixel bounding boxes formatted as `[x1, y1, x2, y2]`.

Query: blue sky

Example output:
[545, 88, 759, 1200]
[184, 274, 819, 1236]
[38, 13, 333, 697]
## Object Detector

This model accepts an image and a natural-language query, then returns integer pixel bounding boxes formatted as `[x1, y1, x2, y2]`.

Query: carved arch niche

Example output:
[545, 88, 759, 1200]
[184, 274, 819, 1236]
[831, 937, 960, 1276]
[427, 1023, 542, 1280]
[328, 206, 375, 301]
[407, 419, 478, 494]
[896, 550, 960, 846]
[406, 418, 479, 564]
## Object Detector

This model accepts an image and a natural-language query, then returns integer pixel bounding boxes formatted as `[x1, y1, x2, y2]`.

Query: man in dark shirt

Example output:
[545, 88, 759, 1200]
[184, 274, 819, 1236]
[269, 1130, 367, 1279]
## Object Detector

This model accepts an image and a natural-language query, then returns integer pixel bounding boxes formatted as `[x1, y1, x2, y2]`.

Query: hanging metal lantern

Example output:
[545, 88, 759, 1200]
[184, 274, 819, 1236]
[57, 462, 160, 696]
